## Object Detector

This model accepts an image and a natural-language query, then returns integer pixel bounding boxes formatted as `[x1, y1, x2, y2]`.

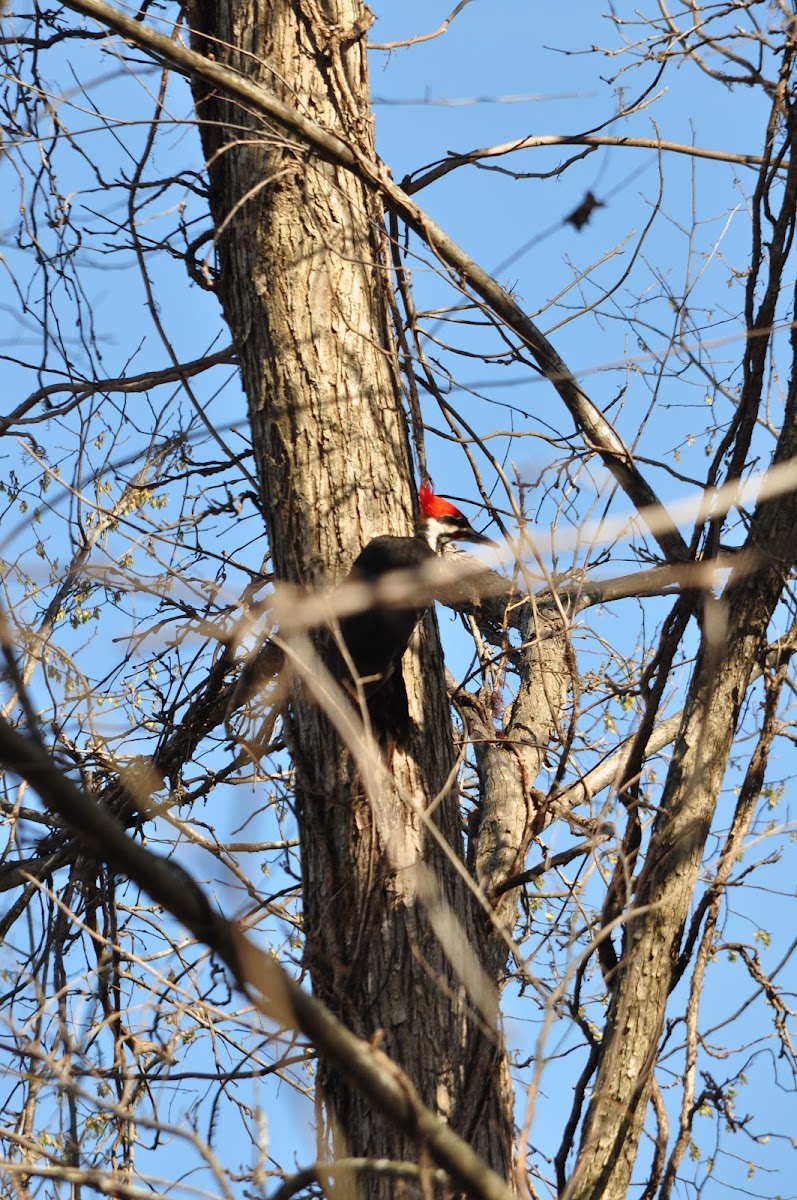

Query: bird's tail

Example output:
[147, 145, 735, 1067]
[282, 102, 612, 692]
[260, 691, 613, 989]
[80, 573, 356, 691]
[324, 637, 413, 753]
[362, 669, 412, 751]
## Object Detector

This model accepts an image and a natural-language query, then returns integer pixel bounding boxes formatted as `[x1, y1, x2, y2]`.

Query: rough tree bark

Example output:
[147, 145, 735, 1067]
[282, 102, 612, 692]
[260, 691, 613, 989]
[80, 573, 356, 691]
[185, 0, 537, 1187]
[566, 379, 797, 1200]
[565, 83, 797, 1200]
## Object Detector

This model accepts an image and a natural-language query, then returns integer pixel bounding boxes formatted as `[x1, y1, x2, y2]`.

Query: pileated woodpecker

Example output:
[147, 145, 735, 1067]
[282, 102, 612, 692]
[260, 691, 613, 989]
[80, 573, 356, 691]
[326, 482, 495, 744]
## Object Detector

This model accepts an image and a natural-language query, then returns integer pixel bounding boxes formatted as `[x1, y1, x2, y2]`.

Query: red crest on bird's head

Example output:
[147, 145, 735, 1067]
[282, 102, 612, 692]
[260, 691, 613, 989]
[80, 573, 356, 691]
[419, 480, 464, 520]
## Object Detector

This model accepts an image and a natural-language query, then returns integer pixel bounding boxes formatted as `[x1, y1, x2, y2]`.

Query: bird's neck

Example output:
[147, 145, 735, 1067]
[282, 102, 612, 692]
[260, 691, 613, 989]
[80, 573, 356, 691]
[417, 517, 449, 554]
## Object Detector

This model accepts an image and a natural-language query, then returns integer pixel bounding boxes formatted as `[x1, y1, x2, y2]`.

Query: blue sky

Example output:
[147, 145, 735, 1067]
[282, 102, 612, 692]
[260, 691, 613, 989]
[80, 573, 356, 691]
[2, 2, 796, 1197]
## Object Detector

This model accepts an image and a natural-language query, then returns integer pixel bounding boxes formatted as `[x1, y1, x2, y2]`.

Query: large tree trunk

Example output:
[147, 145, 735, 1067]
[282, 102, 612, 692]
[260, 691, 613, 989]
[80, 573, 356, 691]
[186, 0, 515, 1187]
[566, 120, 797, 1198]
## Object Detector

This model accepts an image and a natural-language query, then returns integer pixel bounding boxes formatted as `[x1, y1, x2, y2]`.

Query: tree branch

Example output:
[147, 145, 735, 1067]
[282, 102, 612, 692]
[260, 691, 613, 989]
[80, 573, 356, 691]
[404, 134, 786, 195]
[0, 346, 236, 434]
[59, 0, 689, 563]
[0, 716, 517, 1200]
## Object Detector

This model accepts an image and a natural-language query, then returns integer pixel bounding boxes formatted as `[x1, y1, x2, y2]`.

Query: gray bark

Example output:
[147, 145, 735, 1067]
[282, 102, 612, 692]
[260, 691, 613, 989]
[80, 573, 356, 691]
[185, 0, 532, 1188]
[566, 104, 797, 1196]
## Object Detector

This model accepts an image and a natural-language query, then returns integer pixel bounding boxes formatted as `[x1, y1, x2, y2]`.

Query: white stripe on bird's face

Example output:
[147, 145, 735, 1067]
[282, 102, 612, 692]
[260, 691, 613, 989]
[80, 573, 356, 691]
[419, 513, 495, 553]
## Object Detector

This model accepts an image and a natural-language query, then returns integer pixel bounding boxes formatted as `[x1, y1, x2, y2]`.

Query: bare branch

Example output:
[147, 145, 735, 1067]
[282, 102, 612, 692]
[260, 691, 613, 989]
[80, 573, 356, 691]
[369, 0, 475, 50]
[405, 133, 786, 195]
[0, 717, 517, 1200]
[59, 0, 688, 562]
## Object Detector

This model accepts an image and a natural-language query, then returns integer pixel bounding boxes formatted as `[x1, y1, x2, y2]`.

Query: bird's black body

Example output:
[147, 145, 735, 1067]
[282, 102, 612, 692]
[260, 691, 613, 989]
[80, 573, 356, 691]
[335, 535, 435, 691]
[325, 485, 494, 746]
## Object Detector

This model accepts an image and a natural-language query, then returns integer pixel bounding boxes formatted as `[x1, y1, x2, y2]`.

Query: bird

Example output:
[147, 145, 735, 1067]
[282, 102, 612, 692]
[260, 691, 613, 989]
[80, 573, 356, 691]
[326, 481, 495, 745]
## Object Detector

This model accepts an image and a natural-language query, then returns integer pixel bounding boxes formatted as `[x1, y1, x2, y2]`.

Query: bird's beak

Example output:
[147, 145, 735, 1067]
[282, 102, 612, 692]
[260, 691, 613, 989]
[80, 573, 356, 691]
[464, 528, 498, 548]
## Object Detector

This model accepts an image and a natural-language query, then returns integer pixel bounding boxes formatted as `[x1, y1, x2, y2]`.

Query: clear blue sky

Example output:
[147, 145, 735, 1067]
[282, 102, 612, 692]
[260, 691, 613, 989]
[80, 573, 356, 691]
[2, 3, 795, 1197]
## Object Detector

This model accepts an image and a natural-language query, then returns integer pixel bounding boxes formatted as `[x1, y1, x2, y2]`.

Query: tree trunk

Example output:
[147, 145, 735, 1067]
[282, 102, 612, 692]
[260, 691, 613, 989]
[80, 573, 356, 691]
[566, 257, 797, 1200]
[187, 0, 515, 1187]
